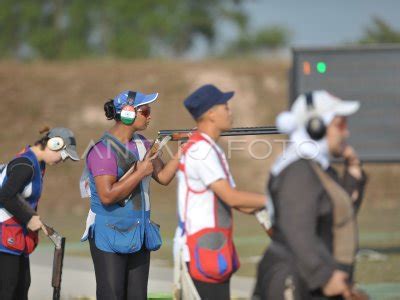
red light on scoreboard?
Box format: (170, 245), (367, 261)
(303, 61), (311, 75)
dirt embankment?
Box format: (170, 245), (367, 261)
(0, 59), (397, 222)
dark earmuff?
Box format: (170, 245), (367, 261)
(104, 99), (117, 120)
(305, 92), (326, 141)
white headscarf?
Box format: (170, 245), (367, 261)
(271, 90), (360, 176)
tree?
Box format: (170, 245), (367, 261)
(358, 17), (400, 44)
(0, 0), (247, 59)
(224, 25), (290, 56)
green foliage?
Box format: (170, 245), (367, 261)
(359, 17), (400, 44)
(0, 0), (247, 59)
(254, 26), (290, 49)
(224, 25), (290, 56)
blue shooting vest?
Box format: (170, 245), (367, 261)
(81, 132), (161, 254)
(0, 147), (45, 255)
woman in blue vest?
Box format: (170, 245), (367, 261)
(81, 90), (180, 300)
(0, 127), (79, 300)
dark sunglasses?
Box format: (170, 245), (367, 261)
(137, 106), (151, 118)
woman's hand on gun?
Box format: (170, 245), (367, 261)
(137, 152), (158, 177)
(343, 145), (362, 180)
(343, 145), (360, 166)
(27, 215), (49, 236)
(323, 270), (352, 299)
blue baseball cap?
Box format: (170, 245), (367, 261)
(114, 90), (158, 113)
(184, 84), (234, 120)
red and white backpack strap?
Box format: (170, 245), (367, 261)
(178, 133), (210, 235)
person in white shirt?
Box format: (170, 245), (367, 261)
(173, 84), (267, 300)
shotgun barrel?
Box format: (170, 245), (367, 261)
(44, 224), (65, 300)
(158, 126), (281, 141)
(52, 237), (65, 300)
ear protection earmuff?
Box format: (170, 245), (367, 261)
(47, 136), (65, 151)
(119, 91), (137, 125)
(305, 92), (326, 141)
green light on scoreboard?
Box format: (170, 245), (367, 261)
(316, 61), (327, 74)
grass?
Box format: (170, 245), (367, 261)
(41, 194), (400, 284)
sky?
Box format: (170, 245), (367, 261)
(242, 0), (400, 47)
(188, 0), (400, 57)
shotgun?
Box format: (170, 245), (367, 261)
(44, 224), (66, 300)
(117, 135), (172, 207)
(158, 126), (281, 141)
(118, 135), (172, 182)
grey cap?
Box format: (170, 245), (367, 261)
(48, 127), (80, 161)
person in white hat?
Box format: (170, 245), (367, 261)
(253, 90), (368, 300)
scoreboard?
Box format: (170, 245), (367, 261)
(290, 45), (400, 162)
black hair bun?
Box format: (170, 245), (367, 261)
(104, 99), (116, 120)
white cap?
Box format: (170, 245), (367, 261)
(276, 90), (360, 134)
